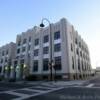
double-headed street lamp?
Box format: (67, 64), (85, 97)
(40, 18), (54, 81)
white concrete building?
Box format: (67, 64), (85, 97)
(12, 18), (91, 80)
(95, 67), (100, 75)
(0, 42), (16, 79)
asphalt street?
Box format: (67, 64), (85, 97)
(26, 87), (100, 100)
(0, 76), (100, 100)
(25, 76), (100, 100)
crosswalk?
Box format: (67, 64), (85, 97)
(0, 81), (97, 100)
(1, 83), (64, 100)
(73, 83), (96, 88)
(85, 84), (94, 87)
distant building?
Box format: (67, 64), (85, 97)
(95, 67), (100, 75)
(0, 42), (16, 79)
(0, 18), (92, 80)
(91, 69), (96, 76)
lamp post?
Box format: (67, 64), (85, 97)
(23, 63), (29, 79)
(23, 64), (26, 79)
(52, 62), (56, 82)
(40, 18), (53, 81)
(16, 65), (19, 79)
(5, 66), (8, 79)
(10, 66), (13, 78)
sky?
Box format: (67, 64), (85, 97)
(0, 0), (100, 68)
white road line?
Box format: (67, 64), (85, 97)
(41, 83), (57, 87)
(5, 91), (29, 97)
(13, 87), (64, 100)
(86, 84), (94, 87)
(35, 86), (55, 89)
(22, 88), (45, 93)
(0, 84), (64, 100)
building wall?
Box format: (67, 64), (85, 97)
(0, 42), (16, 78)
(0, 18), (92, 80)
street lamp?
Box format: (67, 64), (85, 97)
(40, 18), (53, 81)
(5, 66), (8, 71)
(10, 66), (13, 70)
(23, 64), (29, 79)
(16, 65), (19, 79)
(24, 64), (27, 68)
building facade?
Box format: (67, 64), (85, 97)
(0, 18), (92, 80)
(0, 42), (16, 79)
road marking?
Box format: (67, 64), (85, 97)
(86, 84), (94, 87)
(0, 83), (64, 100)
(5, 91), (29, 97)
(13, 87), (64, 100)
(22, 88), (45, 93)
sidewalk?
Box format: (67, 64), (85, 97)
(39, 80), (86, 87)
(0, 78), (93, 87)
(9, 80), (85, 87)
(14, 80), (87, 86)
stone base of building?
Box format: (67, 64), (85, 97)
(27, 73), (91, 81)
(0, 72), (91, 81)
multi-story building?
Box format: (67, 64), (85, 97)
(12, 18), (91, 80)
(0, 42), (16, 79)
(13, 28), (36, 79)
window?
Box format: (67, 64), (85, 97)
(72, 57), (74, 69)
(33, 60), (38, 72)
(18, 41), (21, 46)
(0, 59), (3, 63)
(79, 42), (81, 48)
(23, 38), (27, 44)
(76, 48), (79, 55)
(28, 45), (31, 50)
(71, 43), (73, 51)
(44, 35), (49, 43)
(34, 38), (39, 46)
(75, 38), (78, 44)
(83, 46), (85, 52)
(54, 31), (60, 40)
(54, 43), (61, 52)
(43, 58), (49, 71)
(17, 49), (20, 54)
(83, 53), (85, 59)
(14, 61), (18, 66)
(80, 51), (82, 57)
(34, 49), (39, 56)
(43, 47), (49, 54)
(78, 59), (80, 70)
(54, 56), (62, 70)
(81, 61), (84, 70)
(84, 62), (86, 70)
(6, 50), (8, 55)
(22, 47), (26, 52)
(20, 59), (24, 64)
(5, 57), (7, 62)
(29, 37), (31, 42)
(2, 51), (4, 56)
